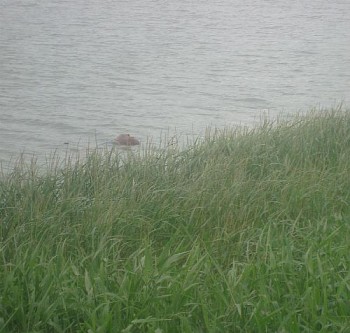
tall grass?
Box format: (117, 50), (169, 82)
(1, 108), (350, 332)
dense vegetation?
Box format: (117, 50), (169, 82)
(1, 108), (350, 332)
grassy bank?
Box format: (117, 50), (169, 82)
(1, 108), (350, 332)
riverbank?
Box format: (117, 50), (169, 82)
(1, 108), (350, 332)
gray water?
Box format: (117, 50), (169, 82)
(1, 0), (350, 164)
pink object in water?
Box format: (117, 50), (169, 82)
(115, 134), (140, 146)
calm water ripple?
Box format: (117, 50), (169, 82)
(1, 0), (350, 164)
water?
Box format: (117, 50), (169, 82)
(1, 0), (350, 164)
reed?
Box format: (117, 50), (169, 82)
(1, 108), (350, 332)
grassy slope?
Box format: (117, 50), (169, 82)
(1, 109), (350, 332)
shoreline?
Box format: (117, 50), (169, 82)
(1, 107), (350, 332)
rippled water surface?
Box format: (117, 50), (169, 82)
(1, 0), (350, 163)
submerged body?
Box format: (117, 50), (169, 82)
(115, 134), (140, 146)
